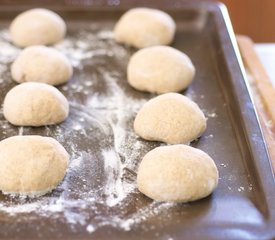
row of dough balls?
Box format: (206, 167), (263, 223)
(7, 8), (73, 126)
(0, 9), (72, 197)
(134, 93), (218, 203)
(114, 8), (195, 94)
(114, 9), (219, 203)
(0, 8), (219, 203)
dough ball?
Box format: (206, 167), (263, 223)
(137, 145), (219, 202)
(127, 46), (195, 93)
(0, 135), (69, 197)
(11, 45), (73, 85)
(114, 8), (176, 48)
(3, 82), (69, 126)
(134, 93), (206, 144)
(10, 8), (66, 47)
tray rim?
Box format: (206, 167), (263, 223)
(211, 3), (275, 233)
(0, 0), (274, 237)
(216, 1), (275, 215)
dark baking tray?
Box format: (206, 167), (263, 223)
(0, 1), (275, 239)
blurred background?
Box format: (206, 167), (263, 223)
(209, 0), (275, 42)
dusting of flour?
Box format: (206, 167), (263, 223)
(0, 24), (175, 237)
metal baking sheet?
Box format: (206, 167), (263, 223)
(0, 1), (274, 239)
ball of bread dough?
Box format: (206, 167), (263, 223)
(137, 145), (219, 202)
(11, 45), (73, 85)
(3, 82), (69, 126)
(114, 8), (176, 48)
(127, 46), (195, 93)
(10, 8), (66, 47)
(0, 135), (69, 197)
(134, 93), (206, 144)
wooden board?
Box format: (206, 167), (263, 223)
(237, 35), (275, 173)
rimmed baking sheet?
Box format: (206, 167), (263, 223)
(0, 1), (274, 239)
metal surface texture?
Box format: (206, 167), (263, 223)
(0, 1), (274, 239)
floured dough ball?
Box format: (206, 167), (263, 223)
(0, 135), (69, 197)
(127, 46), (195, 93)
(11, 45), (73, 85)
(134, 93), (206, 144)
(114, 8), (176, 48)
(10, 8), (66, 47)
(3, 82), (69, 126)
(137, 145), (219, 202)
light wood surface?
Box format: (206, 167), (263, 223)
(237, 35), (275, 173)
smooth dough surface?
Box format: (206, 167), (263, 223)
(137, 145), (219, 202)
(0, 135), (69, 197)
(3, 82), (69, 126)
(134, 93), (206, 144)
(127, 46), (195, 93)
(10, 8), (66, 47)
(11, 45), (73, 85)
(114, 8), (176, 48)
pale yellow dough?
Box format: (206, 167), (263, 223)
(10, 8), (66, 47)
(134, 93), (206, 144)
(137, 145), (219, 202)
(3, 82), (69, 126)
(114, 8), (176, 48)
(127, 46), (195, 94)
(11, 45), (73, 86)
(0, 135), (69, 197)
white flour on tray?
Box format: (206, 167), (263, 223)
(0, 25), (177, 235)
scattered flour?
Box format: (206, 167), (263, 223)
(0, 19), (255, 238)
(102, 148), (125, 207)
(86, 224), (96, 233)
(0, 25), (175, 236)
(220, 163), (227, 168)
(238, 186), (245, 192)
(205, 109), (217, 118)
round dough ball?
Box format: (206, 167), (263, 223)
(3, 82), (69, 126)
(10, 8), (66, 47)
(134, 93), (206, 144)
(0, 135), (69, 197)
(114, 8), (176, 48)
(127, 46), (195, 93)
(137, 145), (219, 202)
(11, 45), (73, 85)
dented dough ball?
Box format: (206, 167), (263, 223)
(134, 93), (206, 144)
(127, 46), (195, 93)
(114, 8), (176, 48)
(10, 8), (66, 47)
(3, 82), (69, 126)
(11, 45), (73, 85)
(0, 135), (69, 197)
(137, 145), (219, 202)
